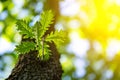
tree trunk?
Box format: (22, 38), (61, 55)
(6, 0), (63, 80)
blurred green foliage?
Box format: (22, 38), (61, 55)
(1, 0), (120, 80)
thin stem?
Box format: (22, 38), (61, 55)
(42, 37), (45, 60)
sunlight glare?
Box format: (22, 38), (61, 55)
(68, 20), (81, 29)
(108, 0), (120, 5)
(74, 68), (86, 78)
(111, 15), (119, 24)
(106, 39), (120, 59)
(18, 9), (29, 19)
(115, 0), (120, 5)
(11, 0), (24, 15)
(104, 70), (113, 79)
(60, 0), (80, 16)
(93, 60), (104, 71)
(67, 32), (90, 58)
(93, 41), (103, 53)
(0, 38), (15, 55)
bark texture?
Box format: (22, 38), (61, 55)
(6, 0), (63, 80)
(6, 43), (63, 80)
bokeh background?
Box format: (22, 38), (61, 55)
(1, 0), (120, 80)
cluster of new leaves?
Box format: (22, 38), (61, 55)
(15, 10), (64, 60)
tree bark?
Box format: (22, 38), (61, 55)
(6, 0), (63, 80)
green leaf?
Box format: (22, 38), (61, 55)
(15, 41), (36, 54)
(33, 22), (41, 49)
(32, 10), (54, 60)
(33, 10), (54, 50)
(37, 43), (51, 60)
(15, 10), (63, 61)
(32, 10), (54, 41)
(16, 20), (34, 38)
(39, 10), (54, 37)
(46, 30), (65, 44)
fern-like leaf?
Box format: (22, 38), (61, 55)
(39, 10), (54, 37)
(33, 10), (54, 49)
(15, 41), (35, 54)
(33, 22), (41, 49)
(16, 20), (34, 38)
(46, 30), (65, 44)
(32, 10), (54, 60)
